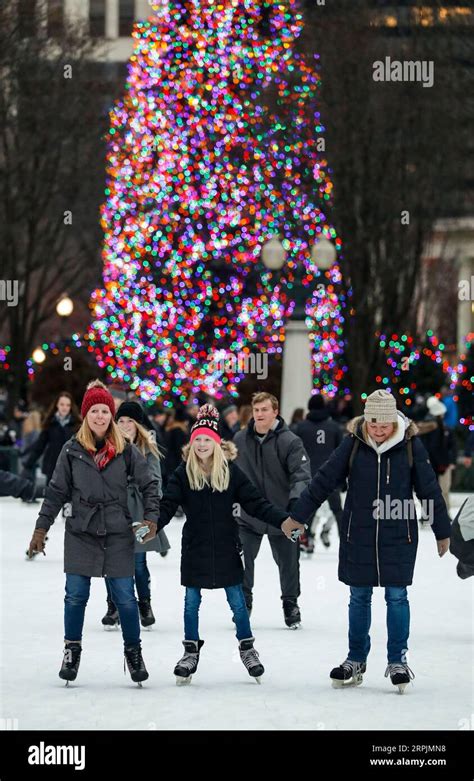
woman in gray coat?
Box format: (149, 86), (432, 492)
(27, 381), (160, 686)
(101, 401), (170, 629)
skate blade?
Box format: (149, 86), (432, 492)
(331, 675), (363, 688)
(175, 675), (192, 686)
(397, 682), (408, 694)
(287, 623), (301, 630)
(103, 624), (120, 631)
(136, 681), (143, 688)
(254, 676), (262, 684)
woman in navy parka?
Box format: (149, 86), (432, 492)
(290, 390), (451, 693)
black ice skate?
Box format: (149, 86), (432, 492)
(283, 598), (301, 629)
(238, 637), (264, 683)
(138, 598), (155, 628)
(124, 643), (149, 686)
(174, 640), (204, 685)
(385, 662), (415, 694)
(101, 599), (120, 629)
(330, 658), (366, 688)
(320, 529), (331, 548)
(59, 641), (82, 686)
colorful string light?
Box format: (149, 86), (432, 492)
(86, 1), (345, 401)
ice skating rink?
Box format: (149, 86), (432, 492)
(1, 495), (472, 731)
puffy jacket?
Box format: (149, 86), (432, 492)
(291, 414), (451, 587)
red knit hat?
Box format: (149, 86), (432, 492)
(81, 383), (115, 419)
(190, 404), (221, 445)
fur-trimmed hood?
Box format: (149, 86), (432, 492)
(181, 439), (238, 463)
(346, 412), (419, 441)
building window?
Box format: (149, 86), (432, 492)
(47, 0), (64, 37)
(18, 0), (36, 38)
(90, 0), (106, 38)
(119, 0), (135, 37)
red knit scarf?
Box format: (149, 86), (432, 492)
(89, 440), (116, 470)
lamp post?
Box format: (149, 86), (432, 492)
(56, 295), (74, 343)
(261, 237), (336, 422)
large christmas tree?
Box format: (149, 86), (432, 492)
(87, 0), (345, 402)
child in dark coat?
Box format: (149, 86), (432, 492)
(156, 404), (298, 684)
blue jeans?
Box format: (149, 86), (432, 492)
(184, 584), (252, 642)
(65, 574), (140, 647)
(105, 552), (151, 602)
(348, 586), (410, 664)
(134, 552), (150, 601)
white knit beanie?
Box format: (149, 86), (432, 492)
(364, 389), (398, 423)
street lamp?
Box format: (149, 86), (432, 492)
(56, 295), (74, 342)
(261, 237), (287, 271)
(261, 235), (337, 421)
(56, 296), (74, 318)
(311, 237), (337, 271)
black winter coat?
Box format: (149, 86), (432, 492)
(294, 410), (344, 476)
(157, 442), (288, 588)
(291, 416), (451, 587)
(35, 437), (160, 578)
(23, 416), (80, 481)
(419, 417), (457, 474)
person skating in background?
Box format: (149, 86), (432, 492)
(289, 408), (305, 433)
(439, 385), (459, 431)
(289, 389), (451, 693)
(149, 404), (171, 452)
(155, 404), (299, 684)
(419, 396), (457, 511)
(8, 399), (29, 449)
(162, 405), (190, 491)
(238, 405), (252, 430)
(20, 408), (42, 490)
(449, 496), (474, 580)
(233, 392), (311, 629)
(463, 429), (474, 469)
(294, 394), (345, 551)
(0, 412), (16, 471)
(21, 392), (81, 486)
(218, 402), (241, 441)
(27, 380), (160, 687)
(101, 400), (170, 630)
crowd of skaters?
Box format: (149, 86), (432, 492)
(0, 381), (473, 691)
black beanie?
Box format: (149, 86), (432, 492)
(116, 401), (151, 429)
(308, 394), (326, 411)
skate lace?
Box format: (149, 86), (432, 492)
(240, 647), (260, 671)
(341, 659), (364, 675)
(125, 646), (143, 671)
(178, 651), (199, 671)
(384, 663), (415, 680)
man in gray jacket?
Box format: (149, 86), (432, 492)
(233, 392), (311, 628)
